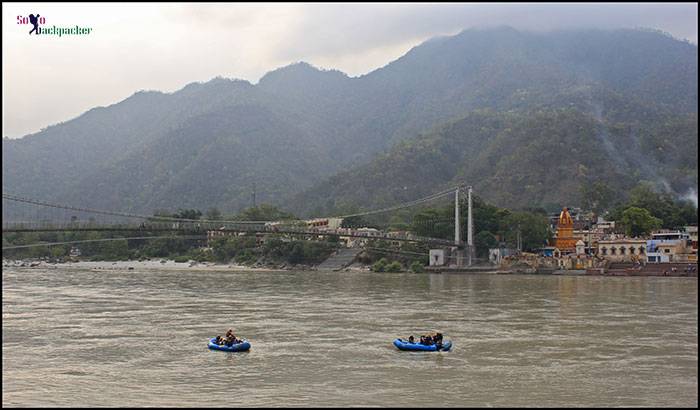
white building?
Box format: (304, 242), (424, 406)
(306, 218), (343, 231)
(646, 231), (692, 263)
(598, 238), (648, 262)
(489, 248), (518, 265)
(429, 249), (449, 266)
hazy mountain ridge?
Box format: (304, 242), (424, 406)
(288, 109), (697, 217)
(3, 27), (697, 217)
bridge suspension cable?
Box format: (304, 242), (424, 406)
(1, 193), (271, 225)
(330, 186), (462, 219)
(1, 235), (206, 250)
(4, 185), (465, 225)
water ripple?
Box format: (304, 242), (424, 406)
(2, 268), (697, 407)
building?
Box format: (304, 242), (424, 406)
(568, 217), (617, 254)
(489, 247), (519, 265)
(685, 225), (698, 250)
(207, 228), (268, 246)
(554, 208), (577, 253)
(306, 218), (343, 231)
(646, 230), (695, 263)
(429, 249), (449, 266)
(207, 227), (235, 243)
(594, 217), (616, 232)
(343, 227), (382, 248)
(597, 237), (648, 263)
(539, 246), (557, 257)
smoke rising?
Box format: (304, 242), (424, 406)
(681, 187), (698, 208)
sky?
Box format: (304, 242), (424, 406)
(3, 2), (698, 139)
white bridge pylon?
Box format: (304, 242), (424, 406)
(453, 185), (474, 266)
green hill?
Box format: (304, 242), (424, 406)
(3, 27), (697, 218)
(288, 108), (697, 217)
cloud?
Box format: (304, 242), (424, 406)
(271, 3), (698, 63)
(2, 3), (697, 139)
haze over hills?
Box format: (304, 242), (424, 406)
(288, 109), (698, 217)
(2, 27), (697, 218)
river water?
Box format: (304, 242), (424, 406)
(2, 268), (697, 407)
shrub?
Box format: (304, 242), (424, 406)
(385, 261), (403, 273)
(410, 261), (425, 273)
(372, 258), (388, 272)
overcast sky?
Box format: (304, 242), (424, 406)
(3, 2), (697, 139)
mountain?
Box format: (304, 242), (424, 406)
(3, 27), (697, 218)
(287, 108), (698, 217)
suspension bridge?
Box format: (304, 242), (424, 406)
(2, 185), (476, 265)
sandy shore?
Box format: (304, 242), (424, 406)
(2, 259), (281, 272)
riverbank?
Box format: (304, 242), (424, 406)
(2, 258), (283, 272)
(1, 258), (374, 273)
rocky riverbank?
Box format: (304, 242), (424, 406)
(3, 258), (289, 272)
(2, 258), (373, 273)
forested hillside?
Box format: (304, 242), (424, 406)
(287, 109), (697, 217)
(3, 27), (697, 217)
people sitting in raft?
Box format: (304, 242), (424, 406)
(224, 329), (240, 346)
(417, 332), (444, 346)
(433, 332), (443, 349)
(405, 333), (444, 345)
(214, 335), (224, 345)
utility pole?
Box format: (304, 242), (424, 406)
(252, 182), (257, 208)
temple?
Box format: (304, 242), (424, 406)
(554, 207), (577, 253)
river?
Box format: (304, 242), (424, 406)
(2, 268), (697, 407)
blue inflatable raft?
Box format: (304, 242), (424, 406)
(393, 338), (452, 352)
(208, 338), (251, 352)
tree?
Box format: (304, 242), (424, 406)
(411, 208), (452, 239)
(372, 258), (388, 272)
(388, 214), (410, 231)
(607, 182), (698, 229)
(580, 180), (616, 214)
(174, 209), (202, 220)
(620, 207), (662, 237)
(410, 261), (425, 273)
(288, 242), (305, 264)
(502, 211), (551, 251)
(50, 245), (68, 259)
(205, 207), (222, 220)
(342, 215), (380, 229)
(236, 204), (296, 221)
(385, 261), (403, 272)
(475, 231), (498, 257)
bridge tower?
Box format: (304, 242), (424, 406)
(454, 187), (463, 266)
(453, 185), (474, 267)
(454, 188), (460, 246)
(467, 185), (474, 266)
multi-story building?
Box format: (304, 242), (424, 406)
(597, 236), (648, 262)
(306, 218), (343, 231)
(646, 230), (693, 263)
(685, 225), (698, 250)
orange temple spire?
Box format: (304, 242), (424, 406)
(554, 207), (577, 252)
